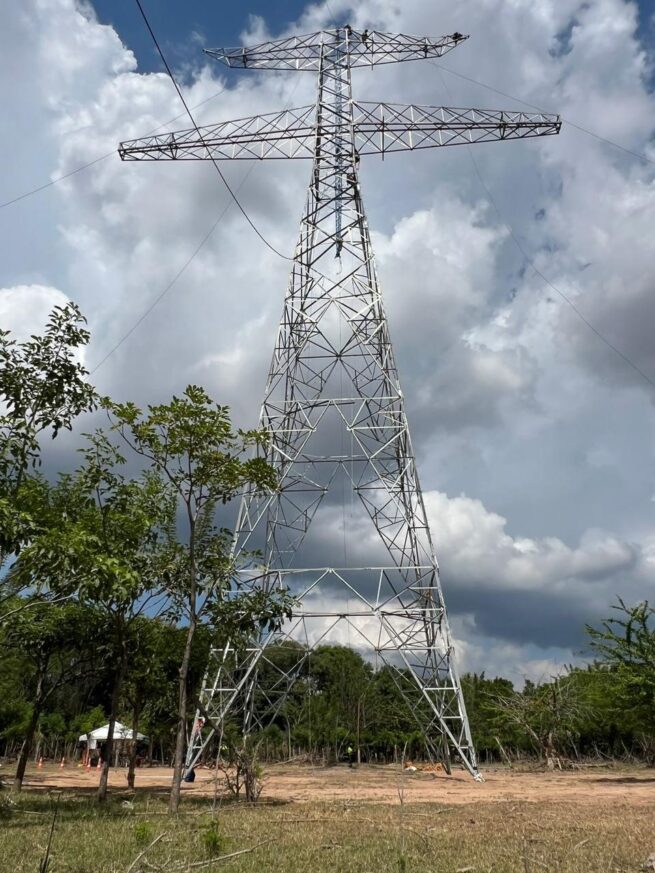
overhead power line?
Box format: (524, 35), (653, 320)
(133, 0), (292, 262)
(90, 163), (265, 375)
(0, 86), (229, 211)
(468, 151), (655, 389)
(0, 155), (113, 210)
(435, 62), (655, 167)
(2, 24), (651, 211)
(90, 202), (230, 375)
(431, 62), (655, 390)
(91, 15), (307, 374)
(9, 10), (652, 388)
(326, 4), (654, 168)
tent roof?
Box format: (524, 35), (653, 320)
(78, 722), (147, 742)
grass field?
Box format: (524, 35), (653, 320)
(1, 764), (654, 872)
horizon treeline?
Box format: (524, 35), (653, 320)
(1, 303), (654, 808)
(1, 614), (654, 772)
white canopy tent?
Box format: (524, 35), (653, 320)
(79, 722), (147, 750)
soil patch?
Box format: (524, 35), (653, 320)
(13, 761), (655, 806)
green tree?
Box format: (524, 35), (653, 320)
(120, 617), (211, 790)
(105, 386), (287, 813)
(491, 674), (588, 768)
(0, 599), (103, 790)
(121, 616), (161, 789)
(0, 302), (95, 572)
(461, 672), (516, 761)
(366, 666), (417, 760)
(11, 433), (174, 800)
(309, 646), (372, 761)
(587, 598), (655, 762)
(135, 622), (214, 769)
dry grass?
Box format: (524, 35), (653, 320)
(1, 789), (654, 873)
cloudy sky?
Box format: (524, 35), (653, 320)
(1, 0), (654, 684)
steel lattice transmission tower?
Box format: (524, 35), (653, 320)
(120, 26), (560, 780)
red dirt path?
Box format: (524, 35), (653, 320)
(10, 762), (655, 806)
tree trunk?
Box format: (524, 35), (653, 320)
(14, 710), (40, 790)
(168, 613), (197, 814)
(544, 731), (559, 771)
(98, 635), (127, 802)
(98, 710), (117, 801)
(356, 699), (361, 765)
(127, 701), (142, 790)
(441, 733), (452, 775)
(13, 701), (42, 790)
(169, 509), (199, 815)
(13, 665), (47, 791)
(494, 735), (513, 768)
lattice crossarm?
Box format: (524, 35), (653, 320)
(118, 104), (561, 162)
(204, 29), (469, 72)
(118, 105), (317, 161)
(352, 103), (562, 155)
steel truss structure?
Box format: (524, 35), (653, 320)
(120, 26), (560, 781)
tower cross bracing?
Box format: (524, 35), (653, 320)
(120, 26), (560, 780)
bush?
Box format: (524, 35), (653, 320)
(133, 820), (154, 846)
(202, 820), (227, 857)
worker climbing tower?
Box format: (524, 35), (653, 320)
(120, 26), (560, 779)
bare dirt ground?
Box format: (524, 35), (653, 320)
(11, 761), (655, 806)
